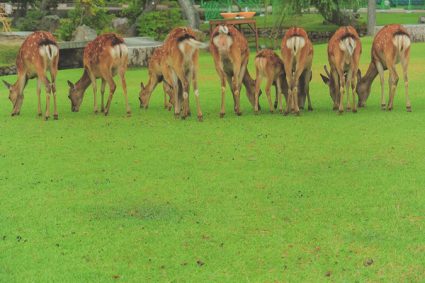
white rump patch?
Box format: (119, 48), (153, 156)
(213, 34), (233, 53)
(339, 37), (356, 56)
(110, 44), (128, 59)
(39, 44), (58, 61)
(393, 34), (411, 53)
(219, 25), (229, 34)
(286, 36), (306, 56)
(255, 57), (268, 76)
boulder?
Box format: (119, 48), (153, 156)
(72, 25), (97, 41)
(112, 17), (129, 35)
(40, 15), (60, 33)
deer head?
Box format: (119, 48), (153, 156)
(2, 80), (18, 105)
(139, 82), (149, 109)
(67, 80), (85, 112)
(356, 70), (371, 107)
(320, 65), (340, 108)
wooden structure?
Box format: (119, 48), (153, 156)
(209, 18), (259, 51)
(0, 5), (11, 32)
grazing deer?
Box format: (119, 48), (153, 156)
(210, 25), (258, 117)
(281, 27), (313, 116)
(67, 33), (130, 116)
(159, 27), (206, 121)
(321, 26), (362, 113)
(356, 24), (411, 111)
(254, 49), (286, 113)
(2, 31), (59, 120)
(139, 45), (174, 110)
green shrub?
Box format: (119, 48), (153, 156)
(16, 10), (46, 31)
(57, 0), (113, 41)
(137, 8), (186, 40)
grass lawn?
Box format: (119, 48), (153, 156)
(1, 37), (425, 281)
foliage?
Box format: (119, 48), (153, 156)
(56, 0), (113, 40)
(15, 9), (46, 31)
(1, 38), (425, 282)
(137, 8), (185, 40)
(121, 0), (145, 25)
(0, 44), (18, 67)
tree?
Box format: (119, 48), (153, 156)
(311, 0), (360, 26)
(177, 0), (200, 29)
(367, 0), (376, 35)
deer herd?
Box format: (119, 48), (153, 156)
(1, 24), (412, 121)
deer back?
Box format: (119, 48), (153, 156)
(210, 25), (249, 63)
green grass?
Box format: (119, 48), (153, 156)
(1, 37), (425, 282)
(0, 44), (18, 67)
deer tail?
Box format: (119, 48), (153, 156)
(339, 37), (356, 56)
(186, 38), (209, 50)
(286, 36), (306, 56)
(40, 44), (58, 61)
(393, 34), (411, 54)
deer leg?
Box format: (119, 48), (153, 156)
(50, 69), (58, 120)
(104, 75), (117, 116)
(36, 78), (42, 117)
(100, 79), (106, 112)
(345, 70), (352, 111)
(305, 70), (313, 111)
(254, 72), (262, 114)
(401, 55), (411, 112)
(284, 75), (292, 116)
(351, 72), (357, 113)
(119, 68), (131, 116)
(39, 73), (52, 120)
(173, 67), (190, 119)
(376, 62), (386, 110)
(337, 69), (346, 114)
(387, 67), (399, 111)
(192, 66), (202, 121)
(265, 79), (274, 113)
(90, 75), (98, 114)
(163, 83), (174, 111)
(232, 60), (244, 116)
(276, 78), (284, 113)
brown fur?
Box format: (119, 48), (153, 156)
(356, 24), (411, 111)
(281, 27), (314, 115)
(210, 25), (258, 117)
(2, 31), (59, 120)
(160, 27), (204, 121)
(254, 49), (286, 113)
(67, 33), (130, 116)
(321, 26), (362, 113)
(139, 46), (174, 110)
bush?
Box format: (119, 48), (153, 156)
(137, 8), (185, 40)
(16, 10), (46, 31)
(57, 0), (113, 41)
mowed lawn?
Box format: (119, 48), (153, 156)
(1, 37), (425, 282)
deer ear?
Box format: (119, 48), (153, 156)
(357, 69), (362, 81)
(140, 82), (145, 89)
(320, 74), (330, 85)
(67, 80), (74, 88)
(2, 80), (11, 89)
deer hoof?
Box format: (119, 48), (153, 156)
(236, 112), (242, 116)
(219, 112), (225, 118)
(54, 114), (59, 120)
(352, 109), (357, 113)
(174, 113), (180, 119)
(308, 107), (313, 112)
(254, 110), (259, 115)
(38, 113), (42, 117)
(346, 107), (351, 112)
(333, 106), (338, 111)
(45, 116), (50, 121)
(338, 110), (344, 115)
(126, 111), (132, 117)
(387, 107), (393, 111)
(104, 111), (109, 116)
(283, 111), (289, 116)
(381, 104), (386, 110)
(198, 115), (203, 122)
(94, 110), (98, 114)
(406, 106), (412, 112)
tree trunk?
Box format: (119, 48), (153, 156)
(367, 0), (376, 36)
(177, 0), (200, 29)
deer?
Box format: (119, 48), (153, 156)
(356, 24), (411, 112)
(2, 31), (59, 120)
(157, 27), (207, 121)
(139, 45), (174, 110)
(254, 49), (286, 114)
(210, 25), (259, 117)
(320, 26), (362, 113)
(281, 27), (313, 116)
(67, 33), (131, 116)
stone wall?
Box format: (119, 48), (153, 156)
(375, 24), (425, 42)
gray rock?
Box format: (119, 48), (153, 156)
(419, 16), (425, 24)
(112, 17), (129, 35)
(72, 25), (97, 41)
(40, 15), (60, 33)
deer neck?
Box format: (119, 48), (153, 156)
(361, 62), (379, 87)
(75, 69), (92, 94)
